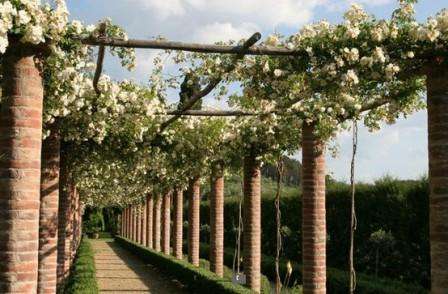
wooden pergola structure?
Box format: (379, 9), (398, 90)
(0, 28), (446, 294)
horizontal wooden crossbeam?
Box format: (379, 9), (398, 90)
(163, 109), (263, 116)
(81, 36), (299, 56)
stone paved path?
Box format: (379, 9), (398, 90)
(91, 239), (186, 294)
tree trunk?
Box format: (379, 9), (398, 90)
(0, 42), (44, 293)
(38, 129), (60, 293)
(301, 123), (326, 294)
(153, 196), (162, 252)
(210, 166), (225, 277)
(173, 189), (184, 259)
(146, 194), (153, 248)
(188, 177), (201, 266)
(427, 66), (448, 293)
(243, 153), (262, 292)
(162, 192), (171, 255)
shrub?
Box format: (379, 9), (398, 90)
(63, 238), (99, 294)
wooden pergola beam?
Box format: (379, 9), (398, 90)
(157, 33), (262, 132)
(81, 36), (300, 56)
(163, 109), (263, 116)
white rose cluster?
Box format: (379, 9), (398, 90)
(0, 0), (68, 53)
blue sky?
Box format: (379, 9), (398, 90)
(66, 0), (444, 182)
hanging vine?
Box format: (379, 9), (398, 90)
(349, 120), (359, 294)
(275, 156), (284, 294)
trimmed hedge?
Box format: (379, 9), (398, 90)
(115, 236), (257, 294)
(197, 242), (426, 294)
(63, 238), (99, 294)
(199, 177), (430, 287)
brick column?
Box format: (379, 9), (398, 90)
(141, 201), (147, 245)
(121, 211), (124, 236)
(132, 206), (137, 242)
(153, 196), (162, 252)
(243, 153), (261, 292)
(210, 166), (224, 277)
(71, 187), (80, 259)
(173, 189), (183, 259)
(127, 207), (131, 239)
(56, 149), (73, 286)
(38, 129), (60, 293)
(302, 123), (326, 294)
(0, 42), (43, 293)
(146, 194), (153, 248)
(162, 192), (171, 255)
(136, 205), (141, 244)
(188, 177), (201, 266)
(427, 66), (448, 293)
(123, 208), (127, 238)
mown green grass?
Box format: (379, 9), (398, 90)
(62, 238), (99, 294)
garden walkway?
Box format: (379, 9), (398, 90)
(91, 239), (186, 294)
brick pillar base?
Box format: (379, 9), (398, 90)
(302, 124), (326, 294)
(146, 195), (154, 248)
(210, 167), (224, 277)
(0, 42), (43, 293)
(173, 189), (183, 259)
(427, 66), (448, 293)
(243, 154), (261, 292)
(38, 129), (60, 293)
(188, 177), (201, 266)
(162, 192), (171, 255)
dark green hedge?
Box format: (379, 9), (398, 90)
(62, 238), (99, 294)
(197, 242), (425, 294)
(115, 236), (257, 294)
(199, 177), (430, 287)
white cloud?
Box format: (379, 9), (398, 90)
(193, 22), (260, 43)
(126, 0), (325, 28)
(127, 0), (185, 18)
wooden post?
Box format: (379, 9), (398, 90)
(173, 189), (184, 259)
(210, 165), (225, 277)
(188, 177), (201, 266)
(427, 65), (448, 293)
(301, 123), (326, 294)
(243, 153), (262, 292)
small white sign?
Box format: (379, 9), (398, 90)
(232, 273), (246, 285)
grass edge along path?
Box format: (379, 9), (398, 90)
(62, 237), (99, 294)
